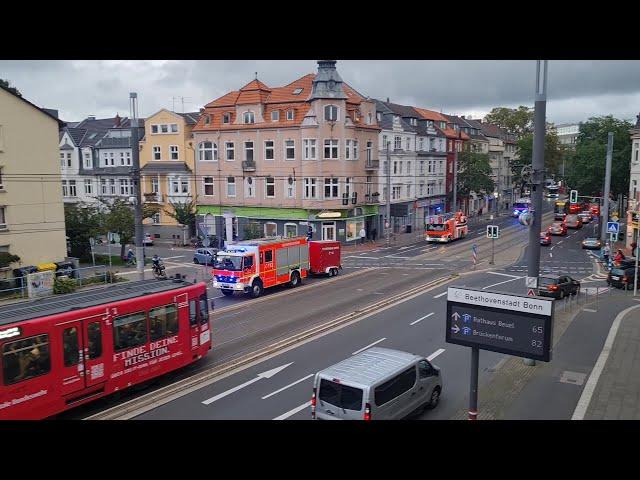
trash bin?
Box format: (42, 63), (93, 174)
(55, 261), (75, 278)
(13, 266), (37, 289)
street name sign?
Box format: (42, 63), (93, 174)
(607, 222), (619, 234)
(446, 286), (554, 362)
(486, 225), (499, 239)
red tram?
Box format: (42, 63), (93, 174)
(0, 278), (212, 420)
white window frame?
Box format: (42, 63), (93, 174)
(0, 206), (6, 230)
(324, 139), (339, 160)
(286, 109), (294, 121)
(161, 124), (169, 134)
(151, 125), (159, 134)
(120, 151), (125, 166)
(303, 139), (317, 160)
(394, 136), (402, 150)
(324, 104), (338, 122)
(245, 177), (255, 198)
(243, 111), (255, 124)
(203, 176), (215, 196)
(264, 222), (277, 237)
(109, 178), (116, 195)
(170, 145), (179, 160)
(61, 180), (68, 197)
(345, 140), (352, 160)
(151, 177), (159, 193)
(84, 179), (93, 195)
(223, 113), (231, 124)
(264, 140), (274, 161)
(225, 142), (235, 161)
(120, 178), (130, 196)
(198, 142), (217, 161)
(324, 178), (339, 199)
(344, 177), (352, 197)
(265, 177), (275, 198)
(285, 178), (296, 199)
(100, 179), (107, 195)
(353, 140), (359, 160)
(68, 180), (76, 197)
(152, 213), (161, 224)
(244, 141), (254, 162)
(180, 178), (189, 194)
(84, 152), (92, 168)
(126, 151), (131, 166)
(366, 141), (372, 163)
(285, 140), (295, 160)
(153, 146), (161, 161)
(170, 124), (178, 133)
(304, 178), (318, 199)
(226, 176), (236, 197)
(271, 110), (280, 122)
(284, 222), (298, 238)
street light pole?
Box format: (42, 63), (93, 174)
(600, 132), (614, 244)
(130, 92), (144, 281)
(386, 141), (391, 247)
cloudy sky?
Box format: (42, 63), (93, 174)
(1, 60), (639, 125)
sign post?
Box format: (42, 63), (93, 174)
(446, 286), (554, 420)
(472, 244), (478, 269)
(89, 237), (96, 268)
(486, 225), (499, 265)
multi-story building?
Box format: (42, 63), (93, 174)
(0, 84), (67, 275)
(139, 109), (200, 241)
(192, 60), (380, 245)
(477, 121), (508, 211)
(556, 122), (580, 148)
(501, 129), (518, 204)
(626, 114), (640, 250)
(454, 116), (490, 213)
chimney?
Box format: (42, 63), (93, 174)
(461, 115), (465, 119)
(87, 115), (96, 121)
(114, 113), (121, 127)
(386, 97), (390, 103)
(200, 108), (205, 113)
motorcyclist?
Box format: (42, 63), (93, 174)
(152, 254), (163, 274)
(126, 248), (135, 265)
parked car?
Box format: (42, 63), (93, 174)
(581, 237), (602, 249)
(540, 232), (552, 246)
(193, 247), (218, 266)
(143, 233), (154, 246)
(548, 222), (567, 236)
(607, 266), (638, 290)
(564, 214), (583, 229)
(578, 211), (592, 224)
(312, 347), (442, 420)
(538, 275), (581, 299)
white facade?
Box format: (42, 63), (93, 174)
(626, 120), (640, 249)
(58, 131), (96, 204)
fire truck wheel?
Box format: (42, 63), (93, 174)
(331, 268), (339, 277)
(290, 271), (301, 287)
(221, 289), (234, 296)
(249, 280), (263, 298)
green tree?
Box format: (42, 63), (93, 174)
(64, 203), (102, 261)
(484, 106), (534, 138)
(457, 151), (495, 212)
(0, 78), (22, 97)
(101, 199), (160, 258)
(565, 116), (633, 198)
(164, 200), (196, 237)
(512, 126), (566, 193)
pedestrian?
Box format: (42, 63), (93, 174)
(359, 226), (366, 245)
(631, 242), (638, 258)
(603, 243), (610, 266)
(614, 249), (625, 266)
(371, 227), (377, 242)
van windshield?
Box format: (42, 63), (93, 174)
(426, 224), (446, 231)
(318, 379), (363, 411)
(214, 255), (242, 271)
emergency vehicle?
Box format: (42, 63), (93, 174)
(212, 237), (342, 298)
(512, 198), (531, 217)
(425, 211), (468, 243)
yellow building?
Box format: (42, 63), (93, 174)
(139, 109), (199, 243)
(0, 85), (67, 279)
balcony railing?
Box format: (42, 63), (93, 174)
(144, 192), (164, 203)
(242, 160), (256, 172)
(365, 159), (380, 170)
(365, 193), (380, 204)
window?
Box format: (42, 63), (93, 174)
(189, 300), (198, 327)
(120, 152), (125, 166)
(377, 112), (382, 122)
(264, 223), (277, 237)
(61, 180), (68, 197)
(324, 105), (338, 122)
(293, 88), (303, 95)
(284, 223), (297, 237)
(151, 177), (159, 193)
(382, 135), (387, 148)
(265, 177), (275, 198)
(399, 162), (403, 175)
(113, 312), (147, 351)
(84, 179), (93, 195)
(407, 161), (411, 174)
(318, 379), (363, 411)
(393, 161), (398, 175)
(199, 142), (217, 161)
(285, 178), (295, 198)
(374, 366), (417, 406)
(170, 124), (178, 133)
(152, 213), (161, 224)
(181, 178), (189, 194)
(345, 140), (352, 160)
(303, 139), (317, 160)
(203, 177), (214, 196)
(367, 113), (372, 125)
(100, 179), (107, 195)
(394, 136), (402, 150)
(68, 180), (76, 197)
(161, 124), (168, 133)
(119, 179), (130, 196)
(271, 110), (280, 121)
(353, 140), (359, 160)
(430, 138), (435, 150)
(265, 140), (274, 160)
(227, 177), (236, 197)
(285, 140), (295, 160)
(87, 322), (102, 360)
(109, 153), (115, 166)
(110, 179), (116, 195)
(152, 125), (159, 134)
(286, 109), (294, 121)
(304, 178), (318, 199)
(63, 327), (79, 367)
(406, 137), (410, 150)
(223, 113), (231, 124)
(366, 141), (372, 163)
(392, 185), (401, 200)
(84, 152), (92, 168)
(199, 294), (209, 326)
(406, 183), (411, 197)
(344, 177), (352, 197)
(324, 178), (339, 198)
(153, 146), (161, 160)
(243, 111), (255, 124)
(225, 142), (235, 161)
(170, 145), (179, 160)
(204, 115), (211, 125)
(420, 161), (424, 174)
(440, 121), (446, 129)
(2, 334), (50, 385)
(244, 141), (254, 162)
(126, 151), (131, 166)
(245, 177), (255, 197)
(419, 182), (425, 196)
(324, 139), (338, 159)
(149, 304), (179, 342)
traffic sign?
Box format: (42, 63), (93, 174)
(525, 276), (538, 289)
(446, 287), (554, 362)
(570, 190), (578, 203)
(527, 289), (536, 297)
(486, 225), (499, 239)
(607, 222), (619, 234)
(89, 237), (95, 247)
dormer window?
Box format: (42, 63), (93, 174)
(204, 115), (211, 125)
(271, 110), (280, 121)
(440, 121), (446, 129)
(243, 111), (255, 124)
(324, 105), (338, 122)
(286, 109), (294, 121)
(411, 118), (417, 126)
(223, 113), (231, 124)
(393, 116), (400, 125)
(376, 112), (382, 122)
(368, 113), (372, 125)
(292, 88), (303, 95)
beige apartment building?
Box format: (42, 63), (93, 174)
(0, 85), (67, 278)
(139, 109), (199, 241)
(193, 60), (380, 245)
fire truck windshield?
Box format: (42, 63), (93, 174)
(426, 224), (447, 231)
(214, 255), (243, 271)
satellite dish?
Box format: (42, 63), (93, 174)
(519, 212), (533, 227)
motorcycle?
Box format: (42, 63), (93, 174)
(152, 262), (167, 279)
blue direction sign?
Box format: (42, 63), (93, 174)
(607, 222), (619, 234)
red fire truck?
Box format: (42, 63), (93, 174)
(425, 211), (468, 243)
(212, 237), (341, 298)
(0, 278), (211, 420)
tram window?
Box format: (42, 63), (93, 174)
(113, 312), (148, 351)
(199, 294), (209, 326)
(189, 300), (198, 327)
(149, 304), (179, 341)
(87, 322), (102, 359)
(2, 334), (50, 385)
(63, 327), (80, 367)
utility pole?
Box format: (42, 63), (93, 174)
(386, 141), (391, 247)
(600, 132), (614, 244)
(453, 136), (458, 212)
(130, 92), (144, 281)
(525, 60), (549, 367)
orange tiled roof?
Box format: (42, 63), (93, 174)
(206, 91), (240, 108)
(239, 79), (272, 92)
(413, 107), (449, 123)
(268, 74), (315, 103)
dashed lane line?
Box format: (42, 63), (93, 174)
(433, 292), (448, 299)
(273, 401), (311, 420)
(262, 374), (314, 400)
(427, 348), (446, 361)
(352, 338), (387, 356)
(410, 312), (434, 325)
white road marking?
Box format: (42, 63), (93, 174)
(427, 348), (445, 361)
(352, 337), (386, 355)
(433, 292), (447, 299)
(262, 374), (314, 400)
(273, 401), (311, 420)
(164, 255), (185, 260)
(487, 271), (522, 278)
(572, 304), (640, 420)
(385, 255), (410, 259)
(344, 256), (380, 260)
(583, 308), (597, 312)
(410, 312), (434, 325)
(482, 276), (524, 290)
(549, 253), (553, 258)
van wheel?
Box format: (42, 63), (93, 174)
(248, 280), (263, 298)
(221, 289), (234, 297)
(290, 271), (301, 287)
(332, 268), (339, 277)
(427, 387), (441, 409)
(193, 258), (200, 264)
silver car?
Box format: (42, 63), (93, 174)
(312, 347), (442, 420)
(193, 248), (217, 265)
(578, 211), (592, 224)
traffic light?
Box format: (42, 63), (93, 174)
(570, 190), (578, 203)
(486, 225), (499, 239)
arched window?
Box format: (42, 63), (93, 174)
(198, 141), (217, 161)
(324, 104), (338, 122)
(243, 111), (255, 124)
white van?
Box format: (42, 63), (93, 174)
(311, 347), (442, 420)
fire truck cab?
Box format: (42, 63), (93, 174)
(212, 237), (309, 298)
(425, 211), (468, 243)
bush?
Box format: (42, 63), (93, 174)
(0, 253), (20, 268)
(54, 276), (77, 294)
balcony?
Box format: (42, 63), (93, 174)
(242, 160), (256, 172)
(365, 193), (380, 204)
(364, 159), (379, 171)
(144, 192), (164, 203)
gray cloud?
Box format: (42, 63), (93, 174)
(1, 60), (639, 124)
